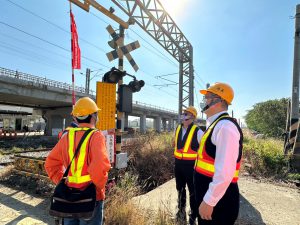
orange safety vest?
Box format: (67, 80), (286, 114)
(174, 124), (198, 160)
(194, 115), (241, 183)
(67, 127), (97, 188)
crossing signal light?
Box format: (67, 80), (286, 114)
(102, 67), (125, 83)
(128, 80), (145, 93)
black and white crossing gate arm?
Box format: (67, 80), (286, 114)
(106, 25), (140, 72)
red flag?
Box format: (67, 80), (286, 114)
(70, 11), (81, 69)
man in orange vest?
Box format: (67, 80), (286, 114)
(174, 106), (204, 225)
(194, 83), (243, 225)
(45, 97), (111, 225)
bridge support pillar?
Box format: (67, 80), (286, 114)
(140, 114), (147, 134)
(44, 108), (72, 136)
(154, 116), (162, 133)
(168, 118), (174, 131)
(162, 118), (167, 132)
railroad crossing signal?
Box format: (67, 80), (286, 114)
(106, 25), (140, 72)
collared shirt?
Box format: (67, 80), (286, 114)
(203, 111), (240, 207)
(181, 126), (204, 143)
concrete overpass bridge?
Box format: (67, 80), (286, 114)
(0, 67), (178, 135)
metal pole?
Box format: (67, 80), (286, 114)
(178, 52), (183, 122)
(85, 68), (90, 94)
(188, 45), (194, 106)
(290, 5), (300, 153)
(116, 25), (124, 154)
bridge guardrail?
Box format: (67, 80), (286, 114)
(0, 67), (177, 114)
(133, 101), (177, 114)
(0, 67), (95, 95)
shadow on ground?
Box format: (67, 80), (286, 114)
(235, 194), (266, 225)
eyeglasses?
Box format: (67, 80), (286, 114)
(205, 94), (219, 99)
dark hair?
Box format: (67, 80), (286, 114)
(75, 115), (92, 123)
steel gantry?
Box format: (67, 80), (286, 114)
(111, 0), (194, 115)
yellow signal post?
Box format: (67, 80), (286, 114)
(96, 82), (116, 130)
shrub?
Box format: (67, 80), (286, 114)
(242, 131), (290, 177)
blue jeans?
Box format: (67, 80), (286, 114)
(64, 201), (104, 225)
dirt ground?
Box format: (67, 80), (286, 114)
(133, 176), (300, 225)
(0, 170), (299, 225)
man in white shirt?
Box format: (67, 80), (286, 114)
(194, 82), (243, 225)
(174, 106), (204, 225)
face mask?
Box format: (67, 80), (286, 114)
(92, 113), (99, 124)
(201, 97), (222, 112)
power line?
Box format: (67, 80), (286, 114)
(5, 0), (107, 53)
(0, 36), (96, 71)
(139, 68), (178, 93)
(0, 21), (111, 69)
(126, 29), (178, 68)
(194, 70), (206, 87)
(0, 43), (69, 70)
(3, 1), (179, 100)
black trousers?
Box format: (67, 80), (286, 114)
(194, 172), (239, 225)
(175, 162), (198, 221)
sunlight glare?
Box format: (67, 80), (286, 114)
(159, 0), (189, 17)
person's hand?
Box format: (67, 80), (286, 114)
(199, 201), (213, 220)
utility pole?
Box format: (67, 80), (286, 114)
(289, 5), (300, 152)
(85, 68), (91, 95)
(288, 4), (300, 171)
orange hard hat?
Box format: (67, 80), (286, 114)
(71, 97), (100, 117)
(200, 82), (234, 104)
(184, 106), (197, 118)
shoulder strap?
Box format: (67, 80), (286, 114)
(63, 128), (94, 178)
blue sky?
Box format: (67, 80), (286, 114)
(0, 0), (299, 124)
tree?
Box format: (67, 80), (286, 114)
(245, 98), (289, 138)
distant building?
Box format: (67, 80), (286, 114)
(0, 105), (45, 131)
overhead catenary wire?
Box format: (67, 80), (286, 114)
(5, 0), (107, 54)
(0, 43), (69, 70)
(1, 0), (182, 101)
(0, 33), (101, 74)
(0, 21), (111, 69)
(8, 0), (179, 81)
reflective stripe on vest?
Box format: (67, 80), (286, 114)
(68, 128), (96, 184)
(174, 125), (198, 160)
(194, 115), (240, 183)
(58, 127), (72, 139)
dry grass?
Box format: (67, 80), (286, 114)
(126, 132), (174, 192)
(105, 176), (146, 225)
(105, 132), (176, 225)
(105, 172), (176, 225)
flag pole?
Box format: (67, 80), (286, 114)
(70, 1), (76, 106)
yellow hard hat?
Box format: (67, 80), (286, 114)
(184, 106), (197, 118)
(200, 82), (234, 105)
(71, 97), (100, 117)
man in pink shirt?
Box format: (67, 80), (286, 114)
(194, 82), (243, 225)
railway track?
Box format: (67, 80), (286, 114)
(9, 144), (134, 179)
